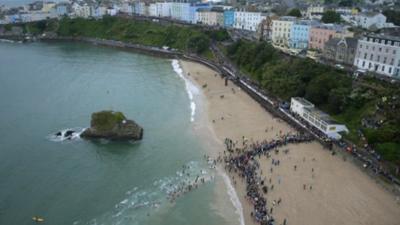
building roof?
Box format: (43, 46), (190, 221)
(210, 7), (224, 12)
(358, 11), (383, 17)
(365, 33), (400, 43)
(293, 97), (314, 107)
(325, 37), (358, 48)
(304, 106), (337, 124)
(294, 20), (319, 26)
(293, 97), (338, 124)
(278, 16), (297, 21)
(311, 23), (343, 32)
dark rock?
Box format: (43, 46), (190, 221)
(55, 131), (62, 136)
(80, 111), (143, 141)
(64, 130), (75, 137)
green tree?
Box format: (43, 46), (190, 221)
(287, 8), (302, 18)
(4, 24), (12, 31)
(36, 20), (47, 32)
(383, 10), (400, 26)
(328, 87), (350, 114)
(321, 10), (341, 24)
(339, 0), (354, 7)
(187, 34), (210, 53)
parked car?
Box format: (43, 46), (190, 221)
(335, 64), (344, 70)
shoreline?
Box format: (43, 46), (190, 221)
(1, 37), (397, 190)
(2, 38), (399, 223)
(178, 59), (400, 225)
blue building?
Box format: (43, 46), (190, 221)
(56, 3), (69, 16)
(188, 3), (210, 24)
(289, 20), (316, 49)
(223, 10), (234, 27)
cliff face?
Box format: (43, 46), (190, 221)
(80, 111), (143, 141)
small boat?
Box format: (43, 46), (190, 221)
(32, 216), (44, 222)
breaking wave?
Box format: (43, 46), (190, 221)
(171, 59), (199, 122)
(73, 161), (215, 225)
(219, 168), (245, 225)
(48, 127), (86, 142)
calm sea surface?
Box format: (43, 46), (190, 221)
(0, 41), (238, 225)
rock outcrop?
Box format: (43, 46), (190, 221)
(80, 111), (143, 141)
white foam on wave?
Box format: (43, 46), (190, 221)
(171, 59), (199, 122)
(77, 161), (214, 225)
(48, 127), (86, 142)
(218, 168), (245, 225)
(0, 39), (15, 43)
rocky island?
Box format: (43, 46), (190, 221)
(80, 111), (143, 141)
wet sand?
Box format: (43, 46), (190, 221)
(179, 60), (400, 225)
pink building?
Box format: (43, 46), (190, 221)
(309, 24), (342, 51)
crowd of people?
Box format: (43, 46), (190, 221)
(164, 162), (215, 203)
(221, 133), (313, 225)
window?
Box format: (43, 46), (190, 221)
(364, 53), (367, 59)
(384, 57), (387, 64)
(391, 58), (394, 65)
(377, 55), (380, 62)
(382, 65), (385, 72)
(360, 44), (362, 49)
(389, 67), (392, 73)
(379, 47), (382, 52)
(362, 61), (365, 67)
(370, 54), (373, 60)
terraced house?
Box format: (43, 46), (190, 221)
(234, 11), (265, 31)
(196, 7), (224, 26)
(354, 34), (400, 77)
(323, 37), (358, 66)
(309, 24), (343, 51)
(289, 20), (318, 49)
(271, 16), (297, 47)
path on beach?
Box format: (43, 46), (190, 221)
(180, 60), (400, 225)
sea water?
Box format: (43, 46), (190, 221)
(0, 42), (240, 225)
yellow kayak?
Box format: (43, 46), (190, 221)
(32, 216), (44, 222)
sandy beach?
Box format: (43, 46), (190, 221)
(179, 60), (400, 225)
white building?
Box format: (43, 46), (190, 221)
(148, 3), (157, 17)
(93, 6), (107, 18)
(234, 11), (265, 31)
(19, 11), (57, 22)
(156, 2), (171, 17)
(107, 8), (117, 16)
(42, 2), (56, 13)
(335, 7), (353, 15)
(306, 5), (324, 20)
(170, 2), (190, 22)
(354, 34), (400, 77)
(354, 12), (394, 29)
(196, 8), (223, 26)
(120, 2), (134, 15)
(72, 3), (91, 18)
(271, 16), (297, 47)
(290, 97), (349, 140)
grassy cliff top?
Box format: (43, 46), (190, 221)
(91, 111), (126, 132)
